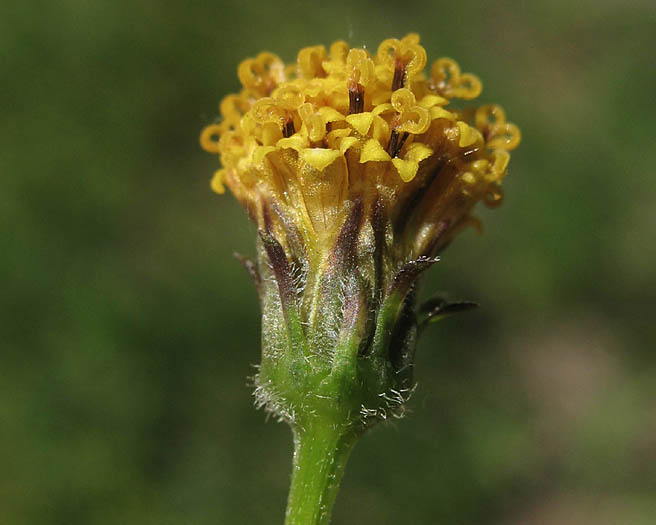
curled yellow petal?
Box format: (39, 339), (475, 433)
(299, 103), (326, 142)
(220, 94), (250, 122)
(475, 104), (506, 130)
(391, 89), (416, 113)
(260, 122), (282, 146)
(339, 136), (359, 154)
(431, 58), (461, 93)
(329, 40), (349, 63)
(240, 112), (257, 135)
(347, 48), (375, 86)
(298, 45), (327, 79)
(392, 158), (419, 182)
(372, 115), (391, 142)
(360, 139), (391, 163)
(430, 106), (455, 121)
(431, 58), (482, 100)
(301, 148), (342, 170)
(457, 121), (480, 148)
(277, 135), (308, 152)
(401, 33), (420, 45)
(318, 106), (345, 123)
(487, 122), (521, 151)
(372, 103), (394, 116)
(273, 85), (305, 110)
(376, 38), (403, 70)
(403, 43), (427, 79)
(200, 124), (223, 153)
(326, 128), (352, 149)
(346, 113), (375, 135)
(404, 143), (433, 163)
(452, 73), (482, 99)
(253, 146), (276, 165)
(491, 150), (510, 178)
(210, 169), (226, 194)
(397, 106), (431, 134)
(376, 37), (426, 85)
(237, 58), (262, 93)
(252, 98), (286, 126)
(418, 94), (448, 108)
(237, 52), (284, 95)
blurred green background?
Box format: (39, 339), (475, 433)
(2, 1), (655, 523)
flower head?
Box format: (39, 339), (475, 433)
(201, 34), (519, 260)
(201, 35), (520, 429)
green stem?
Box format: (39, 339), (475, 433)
(284, 418), (358, 525)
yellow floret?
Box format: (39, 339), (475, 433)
(200, 34), (520, 247)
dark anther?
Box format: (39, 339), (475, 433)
(386, 130), (409, 158)
(348, 83), (365, 114)
(392, 60), (406, 91)
(282, 117), (295, 138)
(396, 132), (409, 155)
(386, 130), (399, 157)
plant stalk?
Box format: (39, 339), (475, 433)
(284, 418), (358, 525)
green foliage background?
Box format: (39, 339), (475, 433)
(2, 1), (655, 523)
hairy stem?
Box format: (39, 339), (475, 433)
(284, 418), (358, 525)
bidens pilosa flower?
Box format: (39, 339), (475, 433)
(201, 34), (519, 524)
